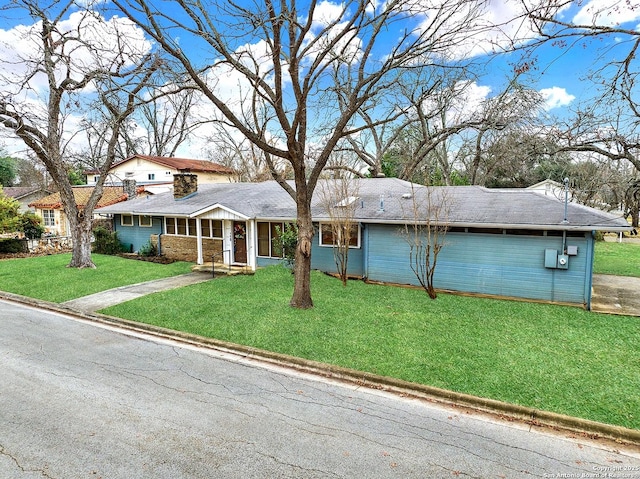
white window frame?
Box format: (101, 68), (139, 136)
(165, 217), (192, 236)
(148, 173), (155, 181)
(139, 215), (152, 227)
(256, 221), (286, 258)
(165, 217), (176, 235)
(319, 222), (360, 249)
(200, 219), (223, 239)
(42, 209), (55, 227)
(121, 214), (134, 227)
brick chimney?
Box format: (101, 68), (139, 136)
(123, 178), (137, 200)
(173, 173), (198, 199)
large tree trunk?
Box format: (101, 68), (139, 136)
(290, 190), (314, 309)
(67, 209), (96, 269)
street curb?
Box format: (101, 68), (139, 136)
(4, 291), (640, 448)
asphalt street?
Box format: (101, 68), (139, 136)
(1, 299), (639, 479)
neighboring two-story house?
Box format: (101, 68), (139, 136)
(86, 155), (236, 190)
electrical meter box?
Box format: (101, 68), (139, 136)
(557, 254), (569, 270)
(544, 249), (558, 268)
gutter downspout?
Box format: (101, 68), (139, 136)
(585, 231), (596, 311)
(562, 177), (569, 255)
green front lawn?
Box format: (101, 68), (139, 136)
(0, 253), (193, 303)
(102, 265), (640, 431)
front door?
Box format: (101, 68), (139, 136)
(233, 221), (247, 264)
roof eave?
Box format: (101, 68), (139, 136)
(354, 218), (632, 232)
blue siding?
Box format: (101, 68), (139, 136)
(365, 224), (592, 305)
(310, 224), (365, 277)
(112, 215), (162, 253)
(257, 257), (288, 267)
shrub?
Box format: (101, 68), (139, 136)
(0, 188), (20, 233)
(92, 227), (127, 255)
(0, 238), (28, 253)
(20, 212), (45, 240)
(275, 223), (298, 267)
(138, 241), (157, 257)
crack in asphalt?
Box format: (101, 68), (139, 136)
(73, 355), (607, 478)
(254, 450), (343, 478)
(0, 444), (56, 479)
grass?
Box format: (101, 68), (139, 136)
(102, 265), (640, 431)
(594, 241), (640, 277)
(0, 253), (193, 303)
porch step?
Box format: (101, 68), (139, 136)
(191, 262), (254, 276)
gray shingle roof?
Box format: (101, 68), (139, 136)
(95, 177), (631, 232)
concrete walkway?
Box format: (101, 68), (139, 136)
(591, 274), (640, 316)
(61, 272), (212, 313)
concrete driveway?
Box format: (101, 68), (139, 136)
(591, 274), (640, 316)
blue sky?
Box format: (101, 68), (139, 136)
(0, 0), (639, 159)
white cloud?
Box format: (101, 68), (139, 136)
(309, 0), (346, 28)
(573, 0), (640, 27)
(451, 81), (492, 120)
(539, 86), (575, 110)
(411, 0), (547, 60)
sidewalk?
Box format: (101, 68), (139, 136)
(60, 272), (212, 313)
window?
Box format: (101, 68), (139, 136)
(257, 222), (270, 257)
(125, 171), (134, 178)
(270, 223), (283, 257)
(200, 219), (223, 238)
(166, 217), (176, 234)
(176, 218), (187, 235)
(139, 215), (152, 227)
(257, 221), (291, 258)
(42, 209), (55, 227)
(166, 217), (223, 237)
(121, 214), (134, 226)
(188, 218), (197, 236)
(148, 173), (155, 181)
(319, 222), (360, 248)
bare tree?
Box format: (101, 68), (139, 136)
(0, 1), (158, 267)
(204, 124), (280, 182)
(459, 78), (545, 185)
(113, 0), (492, 308)
(513, 2), (640, 225)
(318, 176), (360, 286)
(350, 69), (480, 184)
(401, 184), (451, 299)
(121, 87), (204, 157)
(545, 102), (640, 226)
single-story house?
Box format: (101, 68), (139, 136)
(29, 184), (144, 236)
(95, 175), (632, 309)
(4, 186), (51, 213)
(85, 154), (236, 188)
